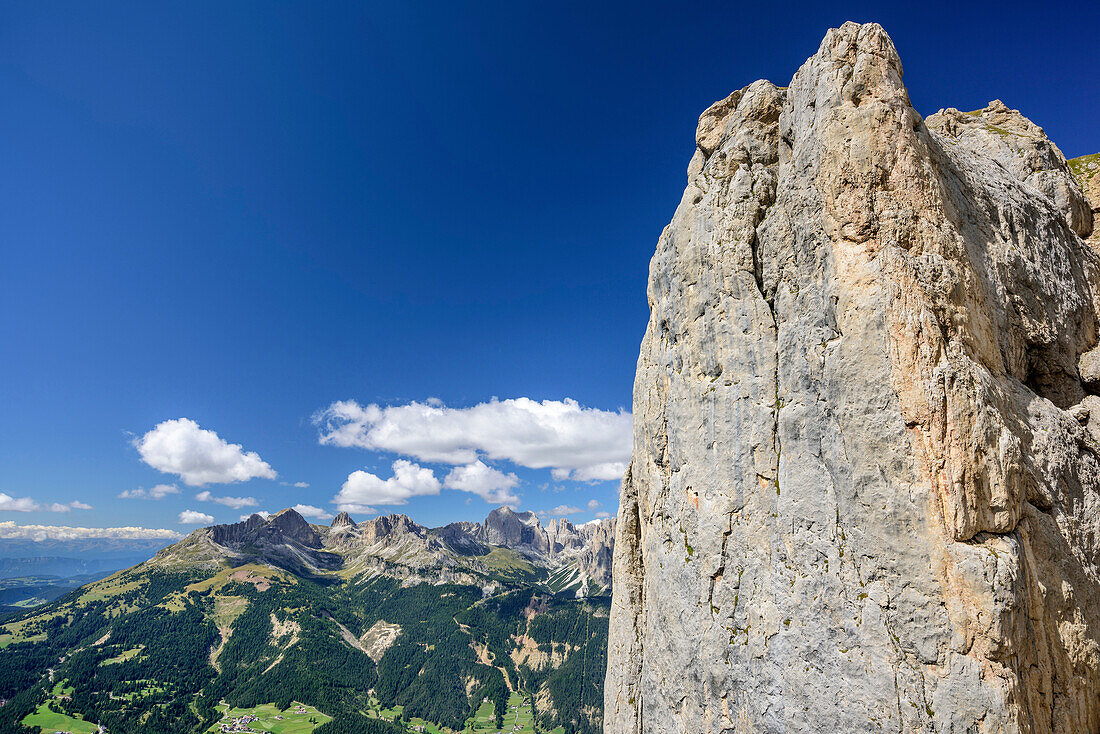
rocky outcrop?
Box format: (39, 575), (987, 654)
(605, 22), (1100, 734)
(930, 101), (1092, 240)
(437, 521), (490, 555)
(200, 509), (339, 573)
(356, 513), (429, 545)
(330, 511), (356, 529)
(547, 517), (616, 589)
(1071, 153), (1100, 249)
(478, 507), (551, 553)
(210, 509), (322, 549)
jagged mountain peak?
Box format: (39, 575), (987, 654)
(357, 513), (428, 543)
(142, 507), (341, 575)
(209, 507), (322, 549)
(330, 510), (356, 528)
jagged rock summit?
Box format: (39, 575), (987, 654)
(330, 510), (356, 528)
(605, 22), (1100, 734)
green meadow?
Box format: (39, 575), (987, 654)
(207, 702), (331, 734)
(22, 702), (101, 734)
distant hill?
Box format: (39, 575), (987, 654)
(0, 507), (614, 734)
(0, 555), (157, 580)
(0, 537), (175, 565)
(0, 573), (113, 619)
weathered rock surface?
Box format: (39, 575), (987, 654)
(330, 510), (356, 529)
(321, 506), (615, 593)
(1071, 152), (1100, 251)
(605, 22), (1100, 734)
(195, 508), (342, 574)
(478, 506), (552, 553)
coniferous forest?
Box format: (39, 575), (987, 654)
(0, 564), (608, 734)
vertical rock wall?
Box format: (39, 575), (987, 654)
(605, 22), (1100, 734)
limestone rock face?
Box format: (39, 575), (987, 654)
(201, 509), (340, 573)
(478, 506), (551, 554)
(210, 508), (322, 549)
(929, 101), (1093, 240)
(330, 510), (356, 529)
(1070, 152), (1100, 250)
(547, 517), (617, 589)
(605, 22), (1100, 734)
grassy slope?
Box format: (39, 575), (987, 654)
(22, 702), (101, 734)
(207, 702), (330, 734)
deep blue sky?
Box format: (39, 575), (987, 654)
(2, 1), (1097, 535)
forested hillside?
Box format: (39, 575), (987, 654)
(0, 509), (609, 734)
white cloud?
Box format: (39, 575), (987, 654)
(195, 490), (258, 509)
(292, 504), (333, 520)
(315, 398), (630, 481)
(240, 511), (272, 521)
(0, 493), (93, 513)
(0, 520), (182, 541)
(334, 460), (440, 511)
(587, 499), (601, 511)
(0, 493), (44, 512)
(293, 482), (309, 488)
(178, 510), (215, 524)
(594, 511), (611, 519)
(552, 462), (627, 482)
(118, 484), (180, 500)
(134, 418), (277, 486)
(544, 505), (582, 516)
(443, 461), (520, 504)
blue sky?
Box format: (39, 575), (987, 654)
(1, 1), (1097, 537)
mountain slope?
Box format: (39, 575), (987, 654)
(0, 508), (612, 734)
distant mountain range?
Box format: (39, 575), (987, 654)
(0, 555), (159, 580)
(0, 507), (614, 734)
(155, 506), (614, 597)
(0, 538), (174, 566)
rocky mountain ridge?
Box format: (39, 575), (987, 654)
(606, 21), (1100, 734)
(154, 505), (615, 596)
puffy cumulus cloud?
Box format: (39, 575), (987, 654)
(178, 509), (215, 524)
(443, 461), (519, 504)
(195, 491), (258, 509)
(118, 484), (179, 500)
(134, 418), (277, 486)
(587, 499), (601, 511)
(0, 493), (44, 512)
(0, 493), (93, 513)
(45, 501), (93, 513)
(315, 398), (630, 481)
(292, 504), (333, 520)
(240, 510), (272, 521)
(334, 460), (440, 511)
(0, 521), (182, 541)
